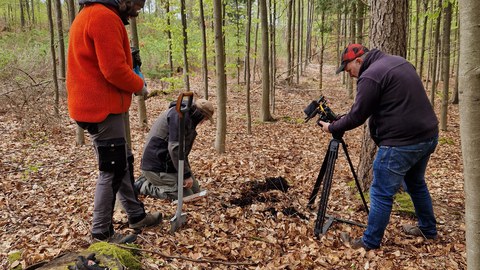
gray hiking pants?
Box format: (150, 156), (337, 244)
(85, 114), (146, 236)
(139, 170), (200, 200)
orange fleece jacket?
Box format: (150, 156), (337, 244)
(66, 3), (144, 123)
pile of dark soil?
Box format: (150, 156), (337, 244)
(229, 177), (289, 207)
(229, 176), (307, 220)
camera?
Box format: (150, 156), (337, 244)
(304, 96), (338, 126)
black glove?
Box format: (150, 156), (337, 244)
(68, 253), (109, 270)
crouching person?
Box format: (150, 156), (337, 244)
(134, 99), (214, 200)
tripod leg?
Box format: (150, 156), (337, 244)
(341, 140), (369, 214)
(314, 139), (339, 237)
(307, 149), (330, 208)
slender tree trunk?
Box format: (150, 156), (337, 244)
(419, 0), (428, 79)
(356, 0), (365, 43)
(213, 0), (227, 153)
(54, 0), (66, 80)
(259, 0), (273, 121)
(253, 3), (260, 83)
(67, 0), (75, 25)
(46, 0), (59, 116)
(430, 0), (442, 105)
(451, 6), (460, 105)
(180, 0), (190, 91)
(245, 0), (252, 134)
(199, 0), (209, 99)
(31, 0), (36, 25)
(20, 0), (25, 28)
(414, 0), (420, 68)
(286, 0), (293, 84)
(235, 0), (240, 85)
(440, 2), (451, 131)
(130, 18), (148, 129)
(165, 1), (174, 75)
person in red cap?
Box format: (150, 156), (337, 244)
(320, 44), (439, 250)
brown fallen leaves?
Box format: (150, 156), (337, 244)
(0, 64), (465, 269)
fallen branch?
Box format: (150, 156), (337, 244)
(114, 244), (258, 266)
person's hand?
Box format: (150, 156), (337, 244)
(183, 177), (193, 189)
(319, 121), (331, 133)
(134, 66), (145, 80)
(134, 85), (149, 100)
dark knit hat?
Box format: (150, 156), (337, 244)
(336, 44), (369, 74)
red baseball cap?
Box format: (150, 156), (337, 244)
(336, 44), (369, 74)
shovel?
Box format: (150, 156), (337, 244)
(170, 92), (194, 234)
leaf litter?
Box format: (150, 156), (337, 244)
(0, 64), (466, 269)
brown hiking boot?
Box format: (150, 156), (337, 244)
(340, 232), (372, 251)
(402, 224), (437, 240)
(129, 212), (162, 230)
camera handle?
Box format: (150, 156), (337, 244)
(307, 137), (369, 237)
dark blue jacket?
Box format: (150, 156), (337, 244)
(329, 49), (438, 146)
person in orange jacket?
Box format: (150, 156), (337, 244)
(66, 0), (160, 243)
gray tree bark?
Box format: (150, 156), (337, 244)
(459, 1), (480, 268)
(440, 2), (451, 131)
(213, 0), (227, 153)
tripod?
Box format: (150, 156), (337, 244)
(307, 136), (370, 237)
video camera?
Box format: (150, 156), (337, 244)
(304, 96), (338, 126)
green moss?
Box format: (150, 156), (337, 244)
(87, 242), (141, 270)
(8, 251), (22, 270)
(348, 180), (415, 215)
(439, 137), (454, 145)
(393, 192), (416, 215)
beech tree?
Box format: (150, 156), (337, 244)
(459, 1), (480, 268)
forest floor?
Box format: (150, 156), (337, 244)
(0, 63), (466, 269)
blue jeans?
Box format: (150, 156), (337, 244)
(362, 136), (438, 249)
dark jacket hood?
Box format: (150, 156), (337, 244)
(79, 0), (119, 7)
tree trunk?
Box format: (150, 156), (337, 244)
(440, 2), (451, 131)
(213, 0), (227, 153)
(252, 3), (260, 83)
(180, 0), (190, 91)
(130, 18), (148, 129)
(359, 0), (408, 190)
(356, 0), (365, 43)
(286, 0), (293, 85)
(67, 0), (75, 25)
(259, 0), (273, 121)
(245, 0), (252, 134)
(164, 1), (173, 75)
(199, 0), (209, 99)
(46, 0), (59, 117)
(430, 0), (442, 106)
(459, 1), (480, 268)
(419, 0), (429, 79)
(54, 0), (66, 80)
(20, 0), (25, 28)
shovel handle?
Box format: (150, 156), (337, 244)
(176, 92), (194, 116)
